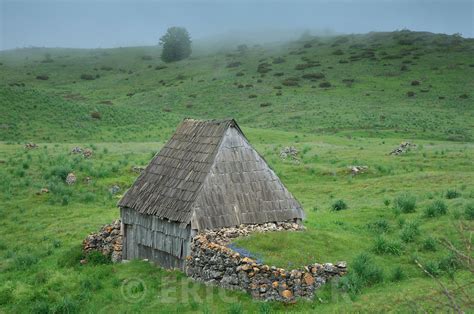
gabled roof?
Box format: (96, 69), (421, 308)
(118, 119), (236, 223)
(119, 118), (304, 228)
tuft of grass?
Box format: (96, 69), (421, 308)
(423, 200), (448, 218)
(339, 253), (384, 296)
(400, 221), (420, 243)
(445, 189), (460, 199)
(57, 245), (84, 268)
(367, 219), (390, 233)
(390, 266), (405, 282)
(86, 251), (111, 265)
(421, 237), (437, 251)
(331, 199), (348, 211)
(393, 193), (416, 213)
(12, 254), (39, 270)
(228, 303), (243, 314)
(424, 261), (441, 277)
(372, 236), (403, 255)
(464, 202), (474, 220)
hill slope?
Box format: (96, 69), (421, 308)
(1, 30), (473, 142)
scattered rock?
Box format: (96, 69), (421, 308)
(348, 165), (368, 175)
(66, 173), (77, 185)
(71, 146), (83, 154)
(36, 188), (49, 195)
(390, 142), (416, 155)
(109, 185), (121, 195)
(24, 143), (38, 150)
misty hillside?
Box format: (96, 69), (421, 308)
(1, 30), (473, 313)
(1, 30), (473, 142)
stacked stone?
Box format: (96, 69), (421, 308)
(203, 222), (304, 246)
(83, 219), (123, 263)
(186, 234), (346, 302)
(390, 142), (416, 155)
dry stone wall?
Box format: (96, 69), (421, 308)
(186, 223), (347, 302)
(83, 220), (347, 302)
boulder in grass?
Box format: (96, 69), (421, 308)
(66, 173), (77, 185)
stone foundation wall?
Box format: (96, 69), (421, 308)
(186, 225), (346, 302)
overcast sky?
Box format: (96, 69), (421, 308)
(1, 0), (473, 50)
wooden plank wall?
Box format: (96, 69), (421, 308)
(121, 207), (191, 269)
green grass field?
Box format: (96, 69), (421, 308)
(0, 30), (473, 312)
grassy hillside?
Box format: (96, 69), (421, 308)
(0, 30), (473, 313)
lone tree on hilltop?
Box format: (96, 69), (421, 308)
(159, 27), (192, 63)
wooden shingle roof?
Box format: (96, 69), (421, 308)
(118, 119), (234, 223)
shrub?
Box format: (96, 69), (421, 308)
(421, 237), (437, 251)
(411, 80), (420, 86)
(464, 202), (474, 220)
(393, 193), (416, 213)
(390, 266), (405, 282)
(272, 57), (286, 64)
(36, 74), (49, 80)
(407, 91), (415, 97)
(372, 236), (402, 255)
(319, 81), (331, 88)
(141, 55), (152, 60)
(445, 189), (460, 199)
(424, 200), (448, 217)
(226, 61), (241, 68)
(331, 199), (348, 211)
(80, 74), (95, 80)
(400, 221), (420, 243)
(302, 73), (325, 80)
(281, 77), (300, 86)
(91, 111), (101, 120)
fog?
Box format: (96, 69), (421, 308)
(1, 0), (473, 50)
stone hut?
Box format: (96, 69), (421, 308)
(118, 119), (304, 269)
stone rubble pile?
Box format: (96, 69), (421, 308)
(24, 143), (38, 149)
(83, 219), (123, 263)
(186, 233), (346, 302)
(71, 146), (93, 158)
(280, 146), (299, 161)
(390, 142), (416, 155)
